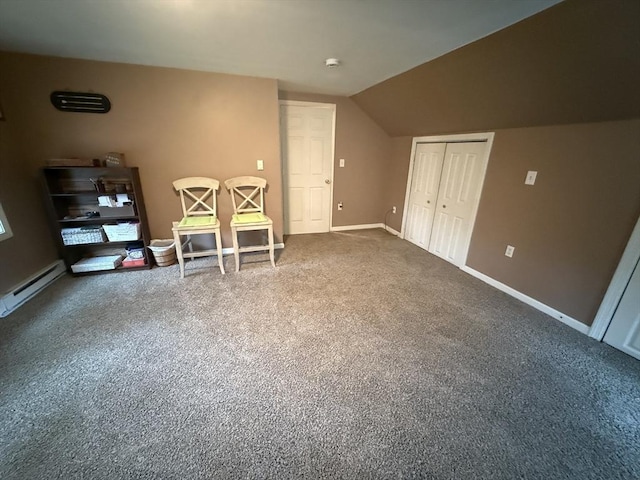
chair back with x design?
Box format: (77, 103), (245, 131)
(173, 177), (219, 219)
(225, 176), (267, 217)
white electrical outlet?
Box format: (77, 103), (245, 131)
(392, 206), (396, 214)
(525, 170), (537, 185)
(505, 245), (515, 257)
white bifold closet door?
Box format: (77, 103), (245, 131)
(405, 141), (487, 267)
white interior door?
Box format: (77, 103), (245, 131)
(429, 142), (487, 266)
(604, 259), (640, 360)
(405, 143), (446, 249)
(403, 140), (489, 268)
(280, 103), (334, 234)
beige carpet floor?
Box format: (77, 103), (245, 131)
(1, 229), (638, 479)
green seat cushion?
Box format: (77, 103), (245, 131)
(232, 213), (268, 224)
(178, 216), (217, 227)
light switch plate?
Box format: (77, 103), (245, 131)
(505, 245), (515, 257)
(257, 159), (264, 171)
(339, 158), (345, 168)
(525, 170), (537, 185)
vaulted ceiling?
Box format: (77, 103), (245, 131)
(0, 0), (560, 96)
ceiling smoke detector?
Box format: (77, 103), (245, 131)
(325, 58), (340, 68)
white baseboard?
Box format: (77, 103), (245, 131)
(330, 223), (400, 236)
(330, 223), (400, 237)
(384, 225), (400, 236)
(331, 223), (385, 232)
(460, 266), (590, 335)
(220, 243), (284, 256)
(0, 260), (66, 318)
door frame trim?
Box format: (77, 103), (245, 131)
(589, 214), (640, 341)
(400, 132), (495, 267)
(279, 100), (336, 234)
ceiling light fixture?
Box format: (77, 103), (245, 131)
(325, 58), (340, 68)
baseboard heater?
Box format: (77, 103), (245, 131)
(0, 260), (66, 318)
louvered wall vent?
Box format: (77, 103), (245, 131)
(50, 91), (111, 114)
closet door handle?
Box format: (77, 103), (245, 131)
(442, 205), (446, 208)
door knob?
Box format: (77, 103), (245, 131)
(427, 200), (431, 204)
(442, 205), (446, 208)
(325, 179), (331, 184)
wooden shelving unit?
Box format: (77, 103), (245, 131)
(41, 166), (153, 275)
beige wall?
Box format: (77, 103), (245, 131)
(385, 137), (413, 232)
(347, 0), (640, 327)
(0, 103), (59, 291)
(278, 92), (391, 227)
(385, 120), (640, 326)
(467, 120), (640, 325)
(352, 0), (640, 136)
(0, 52), (282, 292)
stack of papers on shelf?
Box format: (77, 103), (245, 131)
(98, 195), (133, 207)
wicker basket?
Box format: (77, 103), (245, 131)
(148, 240), (177, 266)
(61, 226), (106, 245)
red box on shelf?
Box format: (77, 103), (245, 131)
(122, 256), (146, 268)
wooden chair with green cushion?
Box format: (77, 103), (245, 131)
(224, 176), (275, 272)
(171, 177), (225, 277)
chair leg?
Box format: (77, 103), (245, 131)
(268, 225), (275, 268)
(231, 226), (240, 272)
(173, 230), (185, 279)
(215, 229), (225, 275)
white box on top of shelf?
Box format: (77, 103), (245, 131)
(102, 222), (140, 242)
